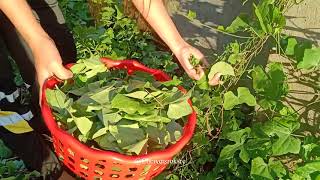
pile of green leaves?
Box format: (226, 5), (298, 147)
(46, 57), (192, 155)
(56, 0), (320, 179)
(0, 140), (40, 179)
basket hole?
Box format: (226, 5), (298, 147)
(58, 140), (64, 147)
(99, 160), (106, 163)
(94, 177), (102, 180)
(129, 167), (137, 172)
(140, 171), (149, 176)
(153, 166), (160, 171)
(59, 146), (64, 153)
(81, 157), (90, 164)
(80, 164), (89, 170)
(68, 163), (75, 170)
(111, 166), (122, 172)
(80, 171), (88, 177)
(113, 162), (121, 165)
(67, 148), (75, 156)
(125, 174), (134, 178)
(140, 165), (151, 176)
(95, 163), (105, 169)
(58, 154), (64, 161)
(110, 174), (120, 178)
(68, 156), (75, 164)
(94, 170), (104, 176)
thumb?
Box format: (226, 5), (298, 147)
(52, 62), (73, 80)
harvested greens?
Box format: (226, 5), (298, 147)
(45, 57), (193, 155)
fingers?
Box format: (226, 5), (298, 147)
(52, 62), (73, 80)
(208, 73), (221, 86)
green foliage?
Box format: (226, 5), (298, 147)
(46, 59), (192, 155)
(0, 140), (40, 179)
(56, 0), (319, 179)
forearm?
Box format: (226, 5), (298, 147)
(132, 0), (186, 53)
(0, 0), (50, 51)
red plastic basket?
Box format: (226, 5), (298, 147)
(41, 58), (197, 180)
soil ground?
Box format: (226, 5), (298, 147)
(59, 0), (320, 179)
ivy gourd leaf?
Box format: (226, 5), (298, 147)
(166, 121), (183, 142)
(251, 157), (286, 180)
(45, 89), (69, 110)
(219, 128), (251, 160)
(251, 158), (273, 179)
(208, 62), (235, 80)
(125, 91), (148, 100)
(109, 121), (146, 148)
(102, 112), (122, 125)
(196, 75), (210, 90)
(73, 117), (93, 135)
(268, 159), (287, 178)
(225, 14), (250, 33)
(111, 94), (140, 114)
(223, 91), (239, 110)
(161, 76), (182, 87)
(272, 134), (301, 155)
(123, 138), (148, 155)
(92, 127), (108, 139)
(0, 139), (12, 159)
(294, 161), (320, 179)
(237, 87), (257, 106)
(124, 114), (171, 123)
(261, 117), (301, 155)
(187, 10), (197, 20)
(167, 100), (192, 119)
(285, 37), (298, 56)
(297, 48), (320, 70)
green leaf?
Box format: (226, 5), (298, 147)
(92, 127), (108, 139)
(251, 157), (273, 180)
(187, 10), (197, 20)
(111, 94), (140, 114)
(123, 138), (148, 155)
(285, 37), (298, 56)
(196, 75), (210, 90)
(166, 121), (183, 142)
(0, 140), (12, 159)
(102, 112), (122, 125)
(297, 48), (320, 69)
(261, 117), (301, 155)
(225, 14), (249, 33)
(223, 91), (239, 110)
(70, 63), (86, 74)
(167, 100), (192, 119)
(162, 76), (182, 87)
(272, 134), (301, 155)
(237, 87), (257, 106)
(45, 89), (69, 110)
(219, 128), (251, 160)
(124, 114), (171, 123)
(208, 62), (235, 80)
(73, 117), (93, 135)
(109, 121), (146, 148)
(294, 161), (320, 179)
(125, 91), (148, 100)
(268, 159), (286, 178)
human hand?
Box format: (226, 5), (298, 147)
(173, 43), (220, 85)
(31, 37), (73, 103)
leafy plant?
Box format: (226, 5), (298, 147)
(46, 57), (192, 155)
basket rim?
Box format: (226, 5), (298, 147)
(41, 58), (197, 164)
